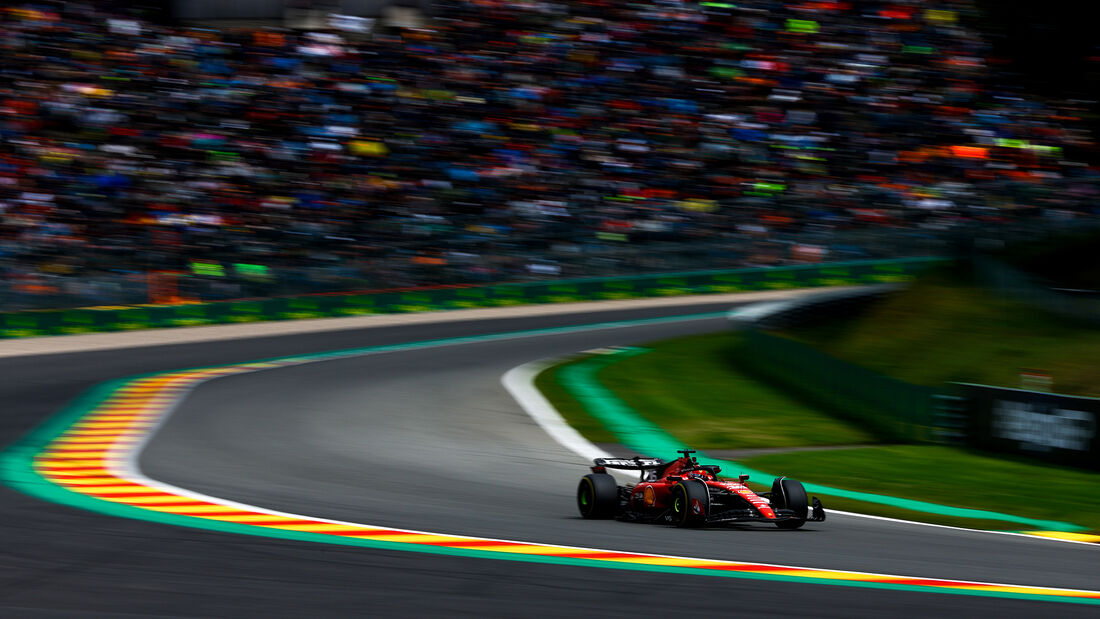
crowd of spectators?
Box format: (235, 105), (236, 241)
(2, 0), (1099, 308)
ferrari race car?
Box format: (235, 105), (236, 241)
(577, 449), (825, 529)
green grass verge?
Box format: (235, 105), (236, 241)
(537, 357), (622, 446)
(538, 332), (1100, 533)
(538, 334), (877, 449)
(789, 269), (1100, 397)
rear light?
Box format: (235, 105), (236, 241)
(590, 466), (607, 473)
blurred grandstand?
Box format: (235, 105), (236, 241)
(1, 0), (1098, 310)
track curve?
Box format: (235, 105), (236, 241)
(2, 300), (1097, 616)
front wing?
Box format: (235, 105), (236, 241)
(705, 497), (827, 525)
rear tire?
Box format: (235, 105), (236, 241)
(771, 477), (808, 530)
(670, 480), (709, 527)
(577, 473), (618, 519)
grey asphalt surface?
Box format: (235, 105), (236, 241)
(1, 300), (1098, 616)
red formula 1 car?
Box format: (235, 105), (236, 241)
(577, 449), (825, 529)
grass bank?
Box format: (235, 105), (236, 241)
(536, 334), (876, 449)
(787, 270), (1100, 396)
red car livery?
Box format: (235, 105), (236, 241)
(577, 449), (825, 529)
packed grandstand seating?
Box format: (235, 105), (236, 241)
(1, 0), (1098, 307)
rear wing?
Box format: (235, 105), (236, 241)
(593, 457), (666, 470)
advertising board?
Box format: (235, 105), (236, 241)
(958, 383), (1099, 470)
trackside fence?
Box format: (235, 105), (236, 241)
(0, 257), (944, 338)
(728, 272), (1100, 463)
(734, 329), (938, 442)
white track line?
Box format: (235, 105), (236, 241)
(501, 359), (612, 464)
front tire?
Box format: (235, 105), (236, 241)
(771, 477), (808, 529)
(577, 473), (618, 519)
(670, 480), (709, 527)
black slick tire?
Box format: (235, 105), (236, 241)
(771, 477), (808, 529)
(670, 480), (709, 527)
(577, 473), (618, 519)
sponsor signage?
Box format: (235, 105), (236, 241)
(958, 383), (1100, 470)
(594, 458), (665, 469)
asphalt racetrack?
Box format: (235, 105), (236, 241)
(2, 298), (1097, 616)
